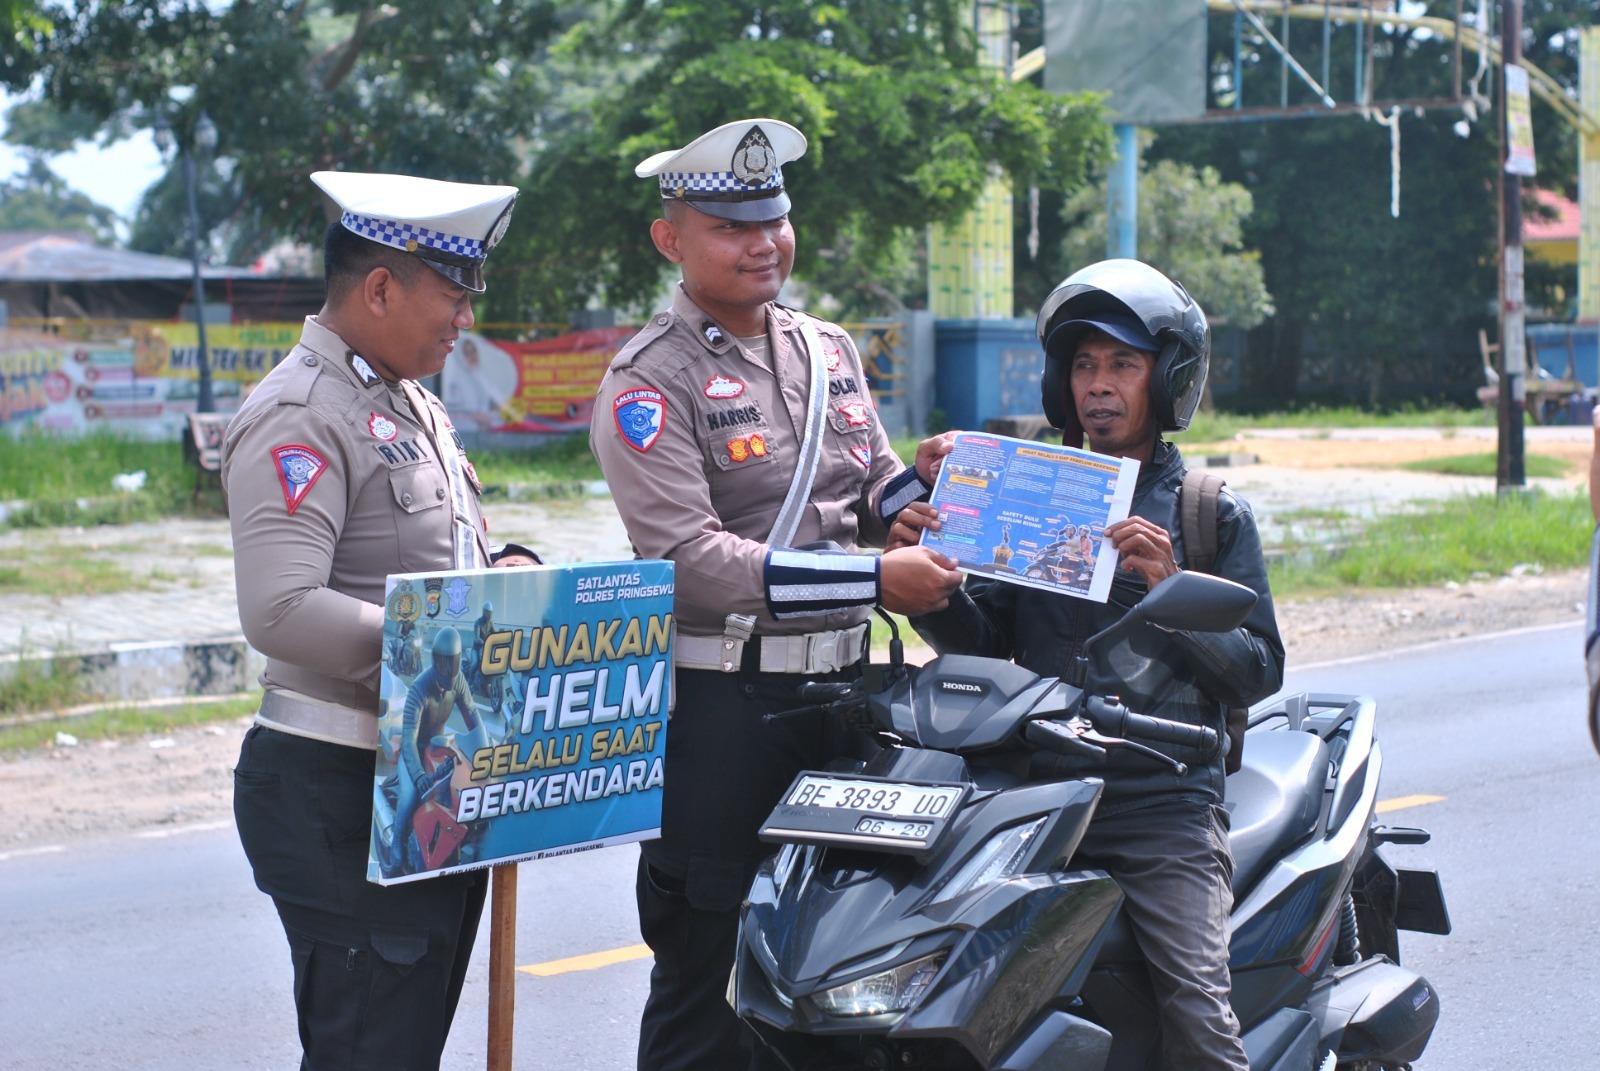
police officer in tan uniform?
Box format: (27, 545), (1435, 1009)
(225, 171), (519, 1071)
(590, 118), (964, 1071)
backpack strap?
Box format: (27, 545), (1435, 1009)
(1180, 469), (1225, 575)
(1179, 469), (1249, 774)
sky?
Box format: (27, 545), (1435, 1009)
(1, 90), (166, 228)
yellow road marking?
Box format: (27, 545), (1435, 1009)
(519, 943), (651, 977)
(1376, 794), (1446, 814)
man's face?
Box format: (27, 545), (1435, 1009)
(372, 268), (476, 382)
(652, 206), (796, 320)
(1070, 331), (1158, 459)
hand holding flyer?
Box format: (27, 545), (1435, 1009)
(917, 432), (1138, 603)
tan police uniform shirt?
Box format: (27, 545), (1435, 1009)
(590, 285), (903, 638)
(223, 316), (487, 715)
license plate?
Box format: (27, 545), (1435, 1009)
(760, 774), (968, 855)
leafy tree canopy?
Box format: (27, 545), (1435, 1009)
(1060, 157), (1274, 330)
(504, 0), (1110, 321)
(10, 0), (564, 269)
(1, 0), (52, 89)
(1146, 0), (1600, 407)
(8, 1), (1110, 325)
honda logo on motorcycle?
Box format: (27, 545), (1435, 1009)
(939, 680), (985, 695)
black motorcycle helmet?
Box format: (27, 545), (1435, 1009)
(431, 628), (463, 680)
(1035, 259), (1209, 448)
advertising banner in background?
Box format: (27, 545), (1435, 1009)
(0, 321), (298, 437)
(443, 327), (639, 434)
(369, 559), (674, 885)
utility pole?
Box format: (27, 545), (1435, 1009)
(1498, 0), (1527, 491)
(1106, 124), (1138, 259)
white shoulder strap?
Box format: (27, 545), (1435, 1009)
(723, 315), (832, 647)
(768, 317), (831, 547)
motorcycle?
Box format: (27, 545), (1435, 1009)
(732, 571), (1451, 1071)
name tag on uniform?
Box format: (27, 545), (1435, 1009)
(373, 437), (434, 467)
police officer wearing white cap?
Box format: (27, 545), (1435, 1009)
(592, 119), (964, 1070)
(226, 171), (525, 1070)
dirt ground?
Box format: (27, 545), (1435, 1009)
(3, 431), (1591, 853)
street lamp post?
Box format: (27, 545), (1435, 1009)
(154, 111), (219, 413)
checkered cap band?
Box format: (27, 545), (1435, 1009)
(341, 211), (484, 259)
(657, 169), (784, 195)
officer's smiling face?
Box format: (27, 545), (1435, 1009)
(376, 268), (476, 381)
(651, 203), (795, 334)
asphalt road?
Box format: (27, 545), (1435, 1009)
(4, 623), (1595, 1070)
(1281, 620), (1600, 1070)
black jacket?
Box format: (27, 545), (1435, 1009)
(911, 441), (1284, 810)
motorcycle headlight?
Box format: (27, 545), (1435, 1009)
(812, 952), (946, 1018)
(927, 816), (1048, 907)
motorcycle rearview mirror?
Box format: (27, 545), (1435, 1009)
(1068, 571), (1258, 687)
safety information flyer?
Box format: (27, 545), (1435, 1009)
(368, 560), (674, 885)
(918, 432), (1138, 603)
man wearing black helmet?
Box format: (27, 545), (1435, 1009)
(892, 259), (1283, 1071)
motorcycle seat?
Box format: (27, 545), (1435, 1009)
(1069, 731), (1332, 971)
(1224, 730), (1329, 896)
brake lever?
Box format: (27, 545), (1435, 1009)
(1024, 717), (1107, 760)
(763, 697), (868, 723)
(1078, 728), (1189, 776)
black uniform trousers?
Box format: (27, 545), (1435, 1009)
(636, 661), (856, 1071)
(234, 724), (487, 1071)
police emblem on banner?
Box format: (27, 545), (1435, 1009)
(270, 444), (328, 516)
(387, 580), (423, 623)
(426, 576), (443, 618)
(444, 576), (474, 618)
(614, 387), (667, 453)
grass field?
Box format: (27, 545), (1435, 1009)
(0, 694), (260, 751)
(1268, 489), (1592, 596)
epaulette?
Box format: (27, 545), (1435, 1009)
(608, 313), (677, 371)
(273, 350), (327, 408)
(779, 302), (847, 341)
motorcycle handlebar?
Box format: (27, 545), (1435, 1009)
(797, 681), (862, 704)
(1085, 696), (1219, 755)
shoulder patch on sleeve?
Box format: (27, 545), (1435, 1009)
(612, 387), (667, 453)
(270, 443), (329, 515)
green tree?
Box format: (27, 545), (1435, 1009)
(12, 1), (564, 268)
(0, 155), (116, 240)
(1, 0), (51, 89)
(1151, 2), (1527, 409)
(1059, 158), (1274, 330)
(504, 0), (1110, 321)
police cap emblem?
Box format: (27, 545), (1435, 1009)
(731, 126), (777, 187)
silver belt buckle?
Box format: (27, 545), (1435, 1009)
(806, 630), (840, 674)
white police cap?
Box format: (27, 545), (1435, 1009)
(310, 171), (518, 293)
(635, 119), (807, 222)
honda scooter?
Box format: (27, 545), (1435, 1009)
(732, 571), (1450, 1071)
